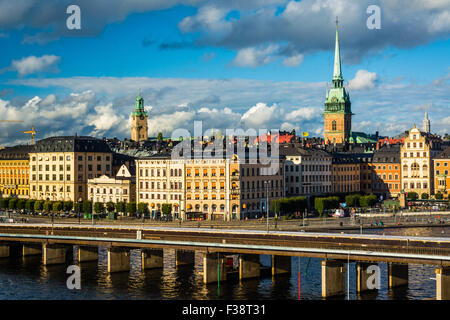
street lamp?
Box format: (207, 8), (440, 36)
(78, 197), (82, 225)
(91, 196), (95, 226)
(264, 180), (269, 232)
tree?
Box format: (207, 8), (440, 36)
(0, 197), (9, 209)
(52, 201), (63, 212)
(8, 198), (18, 210)
(407, 192), (418, 200)
(16, 199), (26, 210)
(314, 197), (326, 217)
(82, 201), (92, 214)
(25, 200), (35, 211)
(157, 132), (163, 142)
(345, 194), (361, 207)
(116, 202), (125, 213)
(126, 202), (136, 216)
(106, 202), (115, 213)
(63, 201), (73, 212)
(43, 201), (53, 212)
(73, 201), (82, 212)
(161, 203), (172, 217)
(137, 203), (149, 216)
(94, 202), (104, 214)
(435, 192), (444, 200)
(421, 193), (429, 200)
(34, 200), (44, 212)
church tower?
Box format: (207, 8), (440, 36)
(324, 19), (352, 144)
(131, 91), (148, 142)
(422, 112), (431, 133)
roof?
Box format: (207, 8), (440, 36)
(373, 144), (401, 163)
(435, 146), (450, 159)
(0, 145), (32, 160)
(33, 136), (112, 153)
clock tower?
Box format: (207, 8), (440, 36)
(324, 19), (352, 144)
(131, 91), (148, 142)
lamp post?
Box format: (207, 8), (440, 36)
(91, 196), (94, 226)
(264, 181), (269, 232)
(78, 197), (82, 225)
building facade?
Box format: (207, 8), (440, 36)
(332, 153), (361, 194)
(29, 136), (113, 201)
(87, 164), (136, 205)
(400, 126), (443, 197)
(434, 147), (450, 199)
(372, 144), (401, 198)
(0, 145), (32, 199)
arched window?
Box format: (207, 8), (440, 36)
(332, 120), (337, 131)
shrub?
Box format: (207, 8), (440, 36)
(82, 201), (92, 213)
(435, 192), (444, 200)
(0, 198), (9, 209)
(25, 199), (35, 211)
(421, 193), (429, 200)
(161, 203), (172, 216)
(43, 201), (53, 212)
(106, 202), (115, 212)
(63, 201), (73, 211)
(137, 203), (149, 215)
(52, 201), (63, 212)
(407, 192), (418, 200)
(8, 198), (18, 210)
(16, 199), (26, 210)
(116, 202), (125, 213)
(94, 202), (104, 214)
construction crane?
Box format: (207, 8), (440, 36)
(24, 126), (37, 145)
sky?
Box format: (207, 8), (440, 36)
(0, 0), (449, 146)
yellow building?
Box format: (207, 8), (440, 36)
(29, 136), (113, 202)
(434, 147), (450, 199)
(332, 154), (361, 194)
(0, 145), (32, 198)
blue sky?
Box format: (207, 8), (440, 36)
(0, 0), (449, 145)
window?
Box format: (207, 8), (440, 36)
(332, 120), (337, 131)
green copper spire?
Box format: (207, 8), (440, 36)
(133, 90), (148, 117)
(333, 16), (343, 83)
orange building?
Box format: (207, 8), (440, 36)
(372, 144), (401, 198)
(434, 147), (450, 199)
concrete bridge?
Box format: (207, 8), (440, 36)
(0, 223), (449, 299)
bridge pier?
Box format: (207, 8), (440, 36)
(0, 245), (9, 258)
(271, 255), (291, 276)
(107, 248), (130, 273)
(239, 254), (260, 280)
(78, 246), (98, 262)
(141, 249), (163, 270)
(22, 244), (42, 256)
(356, 262), (378, 293)
(176, 250), (195, 267)
(388, 263), (408, 288)
(42, 244), (67, 265)
(435, 267), (450, 300)
(321, 260), (346, 298)
(203, 252), (227, 284)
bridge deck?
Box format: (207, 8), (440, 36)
(0, 223), (449, 265)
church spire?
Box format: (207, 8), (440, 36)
(333, 16), (343, 86)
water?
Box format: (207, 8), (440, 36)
(0, 226), (447, 300)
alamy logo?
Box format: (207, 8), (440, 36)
(366, 5), (381, 30)
(66, 265), (81, 290)
(366, 265), (380, 290)
(66, 5), (81, 30)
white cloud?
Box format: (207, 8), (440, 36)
(231, 45), (278, 67)
(88, 103), (126, 136)
(241, 102), (278, 128)
(285, 107), (320, 121)
(282, 53), (304, 67)
(11, 55), (60, 76)
(348, 70), (378, 90)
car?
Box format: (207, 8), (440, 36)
(333, 209), (345, 218)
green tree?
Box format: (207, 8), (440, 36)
(157, 132), (163, 142)
(52, 201), (63, 212)
(407, 191), (418, 200)
(94, 202), (104, 214)
(82, 201), (92, 214)
(126, 202), (137, 216)
(435, 192), (444, 200)
(137, 203), (149, 216)
(314, 197), (326, 217)
(63, 201), (73, 212)
(8, 198), (18, 210)
(106, 202), (115, 212)
(161, 203), (172, 217)
(17, 199), (26, 210)
(25, 199), (35, 212)
(270, 199), (280, 214)
(0, 197), (9, 209)
(421, 193), (429, 200)
(43, 201), (53, 212)
(116, 202), (125, 213)
(34, 200), (44, 211)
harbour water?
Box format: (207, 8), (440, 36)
(0, 226), (447, 300)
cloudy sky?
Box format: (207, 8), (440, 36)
(0, 0), (449, 146)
